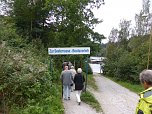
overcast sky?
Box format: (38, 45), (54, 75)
(93, 0), (146, 43)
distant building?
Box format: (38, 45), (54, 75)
(90, 56), (106, 64)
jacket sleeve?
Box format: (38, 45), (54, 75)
(60, 71), (63, 82)
(74, 74), (76, 84)
(83, 75), (85, 82)
(71, 72), (73, 81)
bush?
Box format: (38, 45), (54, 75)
(104, 35), (152, 83)
(0, 44), (64, 113)
(0, 17), (64, 113)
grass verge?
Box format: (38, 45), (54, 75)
(81, 91), (102, 112)
(87, 74), (98, 91)
(107, 77), (143, 93)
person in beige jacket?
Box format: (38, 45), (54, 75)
(70, 66), (76, 91)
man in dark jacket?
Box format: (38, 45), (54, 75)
(74, 68), (85, 105)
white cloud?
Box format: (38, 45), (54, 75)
(93, 0), (144, 43)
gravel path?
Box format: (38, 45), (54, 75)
(63, 74), (139, 114)
(63, 90), (102, 114)
(63, 62), (139, 114)
(91, 73), (139, 114)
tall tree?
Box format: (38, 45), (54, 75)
(4, 0), (105, 47)
(135, 0), (151, 36)
(108, 28), (118, 43)
(118, 19), (131, 40)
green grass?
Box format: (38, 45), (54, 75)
(81, 91), (102, 112)
(87, 74), (98, 90)
(81, 74), (102, 113)
(107, 77), (144, 93)
(118, 81), (143, 93)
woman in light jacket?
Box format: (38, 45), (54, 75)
(74, 68), (85, 105)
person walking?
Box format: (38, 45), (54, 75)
(62, 61), (68, 70)
(70, 66), (77, 91)
(74, 68), (85, 105)
(136, 69), (152, 114)
(60, 66), (73, 100)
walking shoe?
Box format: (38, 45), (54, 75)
(78, 102), (81, 105)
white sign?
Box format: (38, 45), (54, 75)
(48, 47), (90, 55)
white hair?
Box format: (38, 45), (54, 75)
(77, 68), (82, 73)
(140, 70), (152, 85)
(71, 66), (74, 69)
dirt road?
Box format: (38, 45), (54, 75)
(63, 90), (102, 114)
(63, 73), (139, 114)
(91, 74), (139, 114)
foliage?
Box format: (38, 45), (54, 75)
(104, 35), (152, 83)
(0, 0), (105, 113)
(87, 74), (98, 91)
(135, 0), (151, 36)
(103, 3), (152, 83)
(2, 0), (105, 48)
(1, 0), (105, 68)
(0, 17), (64, 114)
(81, 60), (93, 75)
(103, 0), (152, 85)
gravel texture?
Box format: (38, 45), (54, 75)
(63, 90), (102, 114)
(63, 73), (139, 114)
(91, 73), (139, 114)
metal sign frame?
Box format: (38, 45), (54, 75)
(48, 47), (90, 55)
(48, 47), (90, 92)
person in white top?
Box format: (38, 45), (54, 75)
(70, 66), (76, 91)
